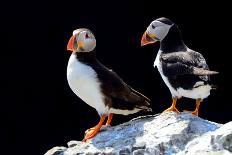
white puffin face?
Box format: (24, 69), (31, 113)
(141, 17), (174, 46)
(67, 28), (96, 52)
(147, 20), (173, 41)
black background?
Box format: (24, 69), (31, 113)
(1, 1), (231, 155)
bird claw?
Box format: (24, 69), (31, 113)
(163, 107), (180, 113)
(82, 115), (106, 142)
(183, 110), (198, 116)
(84, 126), (96, 134)
(82, 127), (99, 142)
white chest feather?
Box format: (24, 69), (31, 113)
(154, 50), (179, 97)
(154, 50), (211, 99)
(67, 54), (109, 115)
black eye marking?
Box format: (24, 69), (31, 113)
(73, 36), (78, 49)
(85, 33), (90, 38)
(152, 25), (155, 29)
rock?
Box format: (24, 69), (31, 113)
(44, 112), (232, 155)
(44, 147), (67, 155)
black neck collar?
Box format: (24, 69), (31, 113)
(160, 24), (187, 53)
(75, 50), (97, 63)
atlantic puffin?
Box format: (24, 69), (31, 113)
(141, 17), (218, 116)
(67, 28), (151, 141)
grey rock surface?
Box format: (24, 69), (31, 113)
(44, 112), (232, 155)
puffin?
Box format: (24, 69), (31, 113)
(66, 28), (151, 141)
(141, 17), (218, 116)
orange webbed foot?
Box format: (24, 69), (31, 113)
(82, 115), (106, 142)
(82, 126), (101, 142)
(191, 110), (199, 116)
(183, 110), (198, 116)
(162, 98), (180, 113)
(163, 106), (180, 113)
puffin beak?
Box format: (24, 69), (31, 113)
(77, 40), (83, 49)
(67, 35), (75, 51)
(141, 32), (156, 46)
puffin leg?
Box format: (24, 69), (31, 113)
(163, 98), (180, 113)
(183, 98), (202, 116)
(82, 115), (106, 142)
(192, 98), (202, 116)
(84, 113), (113, 136)
(106, 113), (113, 126)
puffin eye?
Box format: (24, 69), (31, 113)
(152, 25), (155, 29)
(85, 33), (90, 38)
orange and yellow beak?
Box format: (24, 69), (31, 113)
(141, 32), (156, 46)
(67, 35), (75, 51)
(67, 35), (83, 52)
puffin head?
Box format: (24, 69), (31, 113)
(67, 28), (96, 52)
(141, 17), (174, 46)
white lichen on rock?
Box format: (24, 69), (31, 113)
(44, 112), (232, 155)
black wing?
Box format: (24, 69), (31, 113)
(89, 59), (151, 111)
(161, 50), (218, 81)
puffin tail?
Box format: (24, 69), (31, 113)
(210, 84), (218, 90)
(129, 87), (151, 104)
(193, 67), (219, 76)
(126, 86), (152, 112)
(135, 97), (152, 112)
(136, 104), (153, 112)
